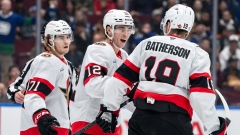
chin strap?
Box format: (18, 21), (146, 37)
(47, 40), (62, 58)
(106, 26), (120, 50)
(111, 40), (120, 49)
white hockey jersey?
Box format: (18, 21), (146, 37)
(103, 35), (220, 134)
(13, 52), (71, 135)
(7, 57), (78, 103)
(69, 41), (129, 134)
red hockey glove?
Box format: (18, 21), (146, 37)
(33, 109), (60, 135)
(210, 117), (227, 135)
(96, 104), (119, 133)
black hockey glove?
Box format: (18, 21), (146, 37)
(96, 104), (119, 133)
(210, 117), (227, 135)
(33, 109), (60, 135)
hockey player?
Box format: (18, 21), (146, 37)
(97, 4), (228, 135)
(7, 23), (79, 105)
(69, 9), (135, 135)
(14, 20), (74, 135)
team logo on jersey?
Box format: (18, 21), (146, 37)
(95, 42), (106, 46)
(59, 87), (68, 99)
(60, 67), (64, 72)
(41, 53), (51, 58)
(59, 78), (70, 100)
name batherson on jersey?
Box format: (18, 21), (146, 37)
(69, 41), (130, 134)
(103, 35), (220, 134)
(7, 52), (77, 135)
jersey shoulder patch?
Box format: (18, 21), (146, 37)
(41, 53), (52, 58)
(95, 42), (106, 46)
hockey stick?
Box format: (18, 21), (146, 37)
(73, 99), (131, 135)
(215, 89), (231, 126)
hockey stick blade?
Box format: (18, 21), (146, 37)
(215, 89), (231, 126)
(73, 99), (131, 135)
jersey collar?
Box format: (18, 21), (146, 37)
(0, 11), (13, 18)
(167, 34), (180, 38)
(44, 51), (67, 65)
(116, 50), (122, 60)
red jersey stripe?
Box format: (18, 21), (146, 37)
(190, 72), (212, 80)
(133, 89), (193, 117)
(113, 72), (132, 87)
(190, 87), (215, 94)
(30, 77), (54, 90)
(124, 59), (140, 73)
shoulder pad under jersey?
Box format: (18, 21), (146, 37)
(40, 53), (52, 58)
(94, 42), (107, 46)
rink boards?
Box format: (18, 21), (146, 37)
(0, 104), (239, 135)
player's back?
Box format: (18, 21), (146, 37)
(135, 35), (210, 117)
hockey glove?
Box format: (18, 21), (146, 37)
(96, 104), (119, 133)
(210, 117), (227, 135)
(33, 109), (60, 135)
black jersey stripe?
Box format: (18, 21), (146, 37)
(114, 63), (139, 85)
(26, 77), (54, 99)
(15, 59), (34, 86)
(7, 59), (34, 100)
(190, 76), (213, 90)
(83, 63), (108, 85)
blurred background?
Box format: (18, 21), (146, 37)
(0, 0), (240, 107)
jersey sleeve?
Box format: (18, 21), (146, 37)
(113, 42), (142, 87)
(7, 59), (34, 102)
(189, 47), (220, 134)
(24, 59), (59, 116)
(103, 42), (143, 111)
(83, 46), (111, 98)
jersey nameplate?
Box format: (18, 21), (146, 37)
(145, 41), (191, 59)
(95, 42), (106, 46)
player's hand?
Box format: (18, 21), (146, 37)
(96, 104), (119, 133)
(33, 109), (60, 135)
(14, 89), (25, 104)
(210, 117), (227, 135)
